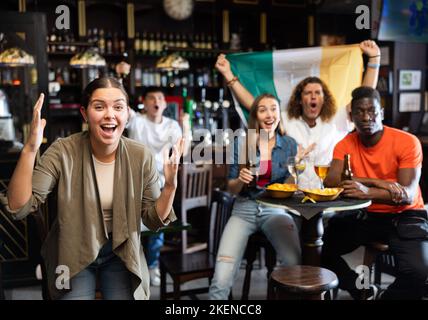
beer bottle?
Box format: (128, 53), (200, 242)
(341, 154), (353, 181)
(247, 159), (258, 189)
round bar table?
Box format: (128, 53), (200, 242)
(256, 192), (371, 266)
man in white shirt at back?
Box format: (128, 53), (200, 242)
(127, 86), (184, 286)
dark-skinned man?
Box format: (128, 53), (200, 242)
(322, 86), (428, 300)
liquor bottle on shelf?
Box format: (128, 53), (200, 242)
(194, 88), (206, 131)
(49, 28), (57, 53)
(182, 87), (194, 131)
(119, 32), (126, 53)
(134, 63), (142, 86)
(161, 32), (168, 52)
(193, 34), (200, 58)
(62, 67), (70, 84)
(69, 32), (77, 53)
(56, 31), (63, 52)
(181, 33), (189, 49)
(134, 32), (141, 54)
(106, 30), (113, 54)
(92, 28), (99, 52)
(212, 34), (219, 52)
(220, 88), (231, 131)
(155, 32), (162, 56)
(171, 70), (180, 87)
(193, 34), (200, 49)
(48, 66), (55, 82)
(63, 31), (70, 53)
(55, 68), (64, 85)
(148, 32), (156, 56)
(113, 32), (120, 54)
(161, 71), (168, 87)
(206, 34), (213, 50)
(180, 72), (189, 87)
(212, 68), (219, 88)
(154, 69), (161, 87)
(168, 32), (175, 48)
(141, 31), (149, 55)
(203, 90), (213, 132)
(99, 29), (106, 54)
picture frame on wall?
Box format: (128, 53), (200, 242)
(399, 92), (421, 112)
(398, 69), (422, 91)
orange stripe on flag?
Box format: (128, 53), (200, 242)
(320, 44), (363, 110)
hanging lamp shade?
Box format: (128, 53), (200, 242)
(156, 53), (189, 71)
(70, 48), (106, 68)
(0, 47), (34, 67)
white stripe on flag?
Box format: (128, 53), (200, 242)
(272, 47), (322, 116)
(231, 92), (248, 127)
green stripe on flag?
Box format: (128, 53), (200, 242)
(227, 51), (277, 121)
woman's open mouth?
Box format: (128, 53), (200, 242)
(262, 120), (276, 130)
(100, 124), (117, 136)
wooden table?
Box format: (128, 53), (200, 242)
(256, 193), (371, 266)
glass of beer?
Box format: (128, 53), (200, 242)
(314, 163), (330, 189)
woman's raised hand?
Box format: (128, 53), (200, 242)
(163, 138), (185, 189)
(25, 93), (47, 153)
(215, 54), (234, 80)
(296, 143), (316, 163)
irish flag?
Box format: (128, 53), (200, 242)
(227, 44), (364, 126)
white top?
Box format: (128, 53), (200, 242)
(282, 105), (354, 189)
(92, 156), (115, 233)
(127, 110), (182, 187)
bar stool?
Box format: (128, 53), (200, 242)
(360, 242), (393, 299)
(269, 265), (338, 300)
(241, 231), (276, 300)
(363, 242), (391, 285)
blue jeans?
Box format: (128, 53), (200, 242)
(58, 238), (133, 300)
(146, 232), (164, 269)
(209, 197), (302, 300)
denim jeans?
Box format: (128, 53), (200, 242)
(146, 232), (164, 269)
(321, 209), (428, 300)
(58, 238), (133, 300)
(209, 197), (302, 300)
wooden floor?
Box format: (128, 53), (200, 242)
(3, 246), (395, 300)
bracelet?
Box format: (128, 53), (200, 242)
(226, 76), (238, 87)
(367, 62), (380, 69)
(368, 55), (381, 58)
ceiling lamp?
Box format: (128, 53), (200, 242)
(156, 53), (189, 71)
(0, 47), (34, 67)
(70, 48), (106, 68)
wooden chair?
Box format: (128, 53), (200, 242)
(241, 231), (277, 300)
(178, 162), (213, 254)
(159, 190), (234, 300)
(0, 237), (4, 300)
(269, 265), (339, 300)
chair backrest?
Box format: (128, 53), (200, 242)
(180, 162), (213, 211)
(208, 190), (235, 255)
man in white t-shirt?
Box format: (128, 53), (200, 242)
(215, 40), (381, 188)
(127, 86), (184, 286)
